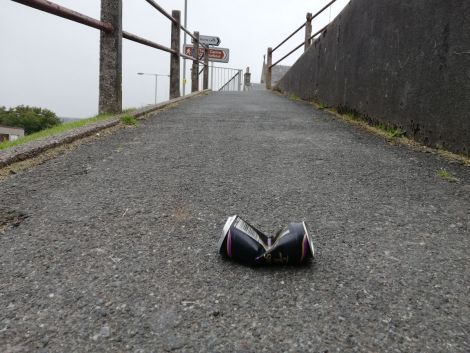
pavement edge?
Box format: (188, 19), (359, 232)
(0, 90), (211, 169)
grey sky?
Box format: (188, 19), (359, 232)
(0, 0), (349, 118)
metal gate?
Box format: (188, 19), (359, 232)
(208, 65), (243, 92)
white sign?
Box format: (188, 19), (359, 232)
(194, 35), (221, 47)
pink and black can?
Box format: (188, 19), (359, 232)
(218, 215), (315, 266)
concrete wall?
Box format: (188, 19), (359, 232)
(277, 0), (470, 155)
(261, 63), (291, 85)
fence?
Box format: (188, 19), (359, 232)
(11, 0), (212, 114)
(210, 66), (243, 92)
(265, 0), (343, 89)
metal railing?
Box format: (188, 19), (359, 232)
(11, 0), (210, 114)
(218, 73), (241, 92)
(265, 0), (342, 89)
(192, 64), (243, 92)
(209, 66), (243, 92)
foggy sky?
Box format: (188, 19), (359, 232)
(0, 0), (349, 118)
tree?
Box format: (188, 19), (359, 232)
(0, 106), (61, 135)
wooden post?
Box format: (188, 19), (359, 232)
(170, 10), (181, 99)
(266, 47), (272, 90)
(99, 0), (122, 114)
(305, 12), (313, 51)
(203, 47), (209, 90)
(191, 31), (200, 93)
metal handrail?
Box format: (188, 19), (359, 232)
(181, 53), (194, 61)
(269, 25), (328, 69)
(11, 0), (113, 32)
(181, 27), (207, 49)
(268, 0), (339, 70)
(211, 65), (244, 71)
(143, 0), (208, 49)
(309, 24), (329, 42)
(311, 0), (338, 22)
(143, 0), (174, 22)
(272, 22), (306, 53)
(11, 0), (212, 110)
(13, 0), (205, 63)
(123, 31), (176, 55)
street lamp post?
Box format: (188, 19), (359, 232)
(137, 72), (170, 105)
(182, 0), (188, 96)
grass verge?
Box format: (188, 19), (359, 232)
(339, 111), (406, 139)
(120, 115), (138, 126)
(0, 113), (113, 151)
(306, 99), (470, 166)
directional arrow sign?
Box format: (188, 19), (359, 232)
(184, 45), (230, 63)
(195, 35), (221, 46)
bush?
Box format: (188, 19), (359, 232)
(0, 105), (61, 135)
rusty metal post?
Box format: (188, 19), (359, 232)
(191, 31), (200, 92)
(203, 47), (209, 90)
(305, 12), (313, 51)
(169, 10), (181, 99)
(266, 47), (273, 90)
(99, 0), (122, 114)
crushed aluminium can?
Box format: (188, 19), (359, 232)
(218, 215), (315, 266)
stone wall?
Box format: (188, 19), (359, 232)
(277, 0), (470, 155)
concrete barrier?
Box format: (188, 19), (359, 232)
(277, 0), (470, 155)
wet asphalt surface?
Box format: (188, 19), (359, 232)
(0, 91), (469, 353)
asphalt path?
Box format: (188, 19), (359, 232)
(1, 91), (469, 352)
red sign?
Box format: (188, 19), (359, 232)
(183, 45), (230, 63)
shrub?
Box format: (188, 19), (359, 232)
(0, 105), (61, 135)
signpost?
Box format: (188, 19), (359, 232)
(194, 35), (221, 47)
(184, 45), (230, 63)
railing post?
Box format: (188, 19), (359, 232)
(170, 10), (181, 99)
(266, 47), (272, 90)
(99, 0), (122, 114)
(191, 31), (200, 92)
(203, 47), (209, 90)
(305, 12), (313, 51)
(211, 62), (214, 90)
(244, 67), (251, 91)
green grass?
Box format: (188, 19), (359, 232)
(318, 102), (328, 110)
(0, 113), (113, 151)
(120, 114), (138, 126)
(436, 168), (459, 182)
(341, 111), (406, 139)
(288, 93), (302, 101)
(376, 123), (406, 138)
(344, 112), (359, 121)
